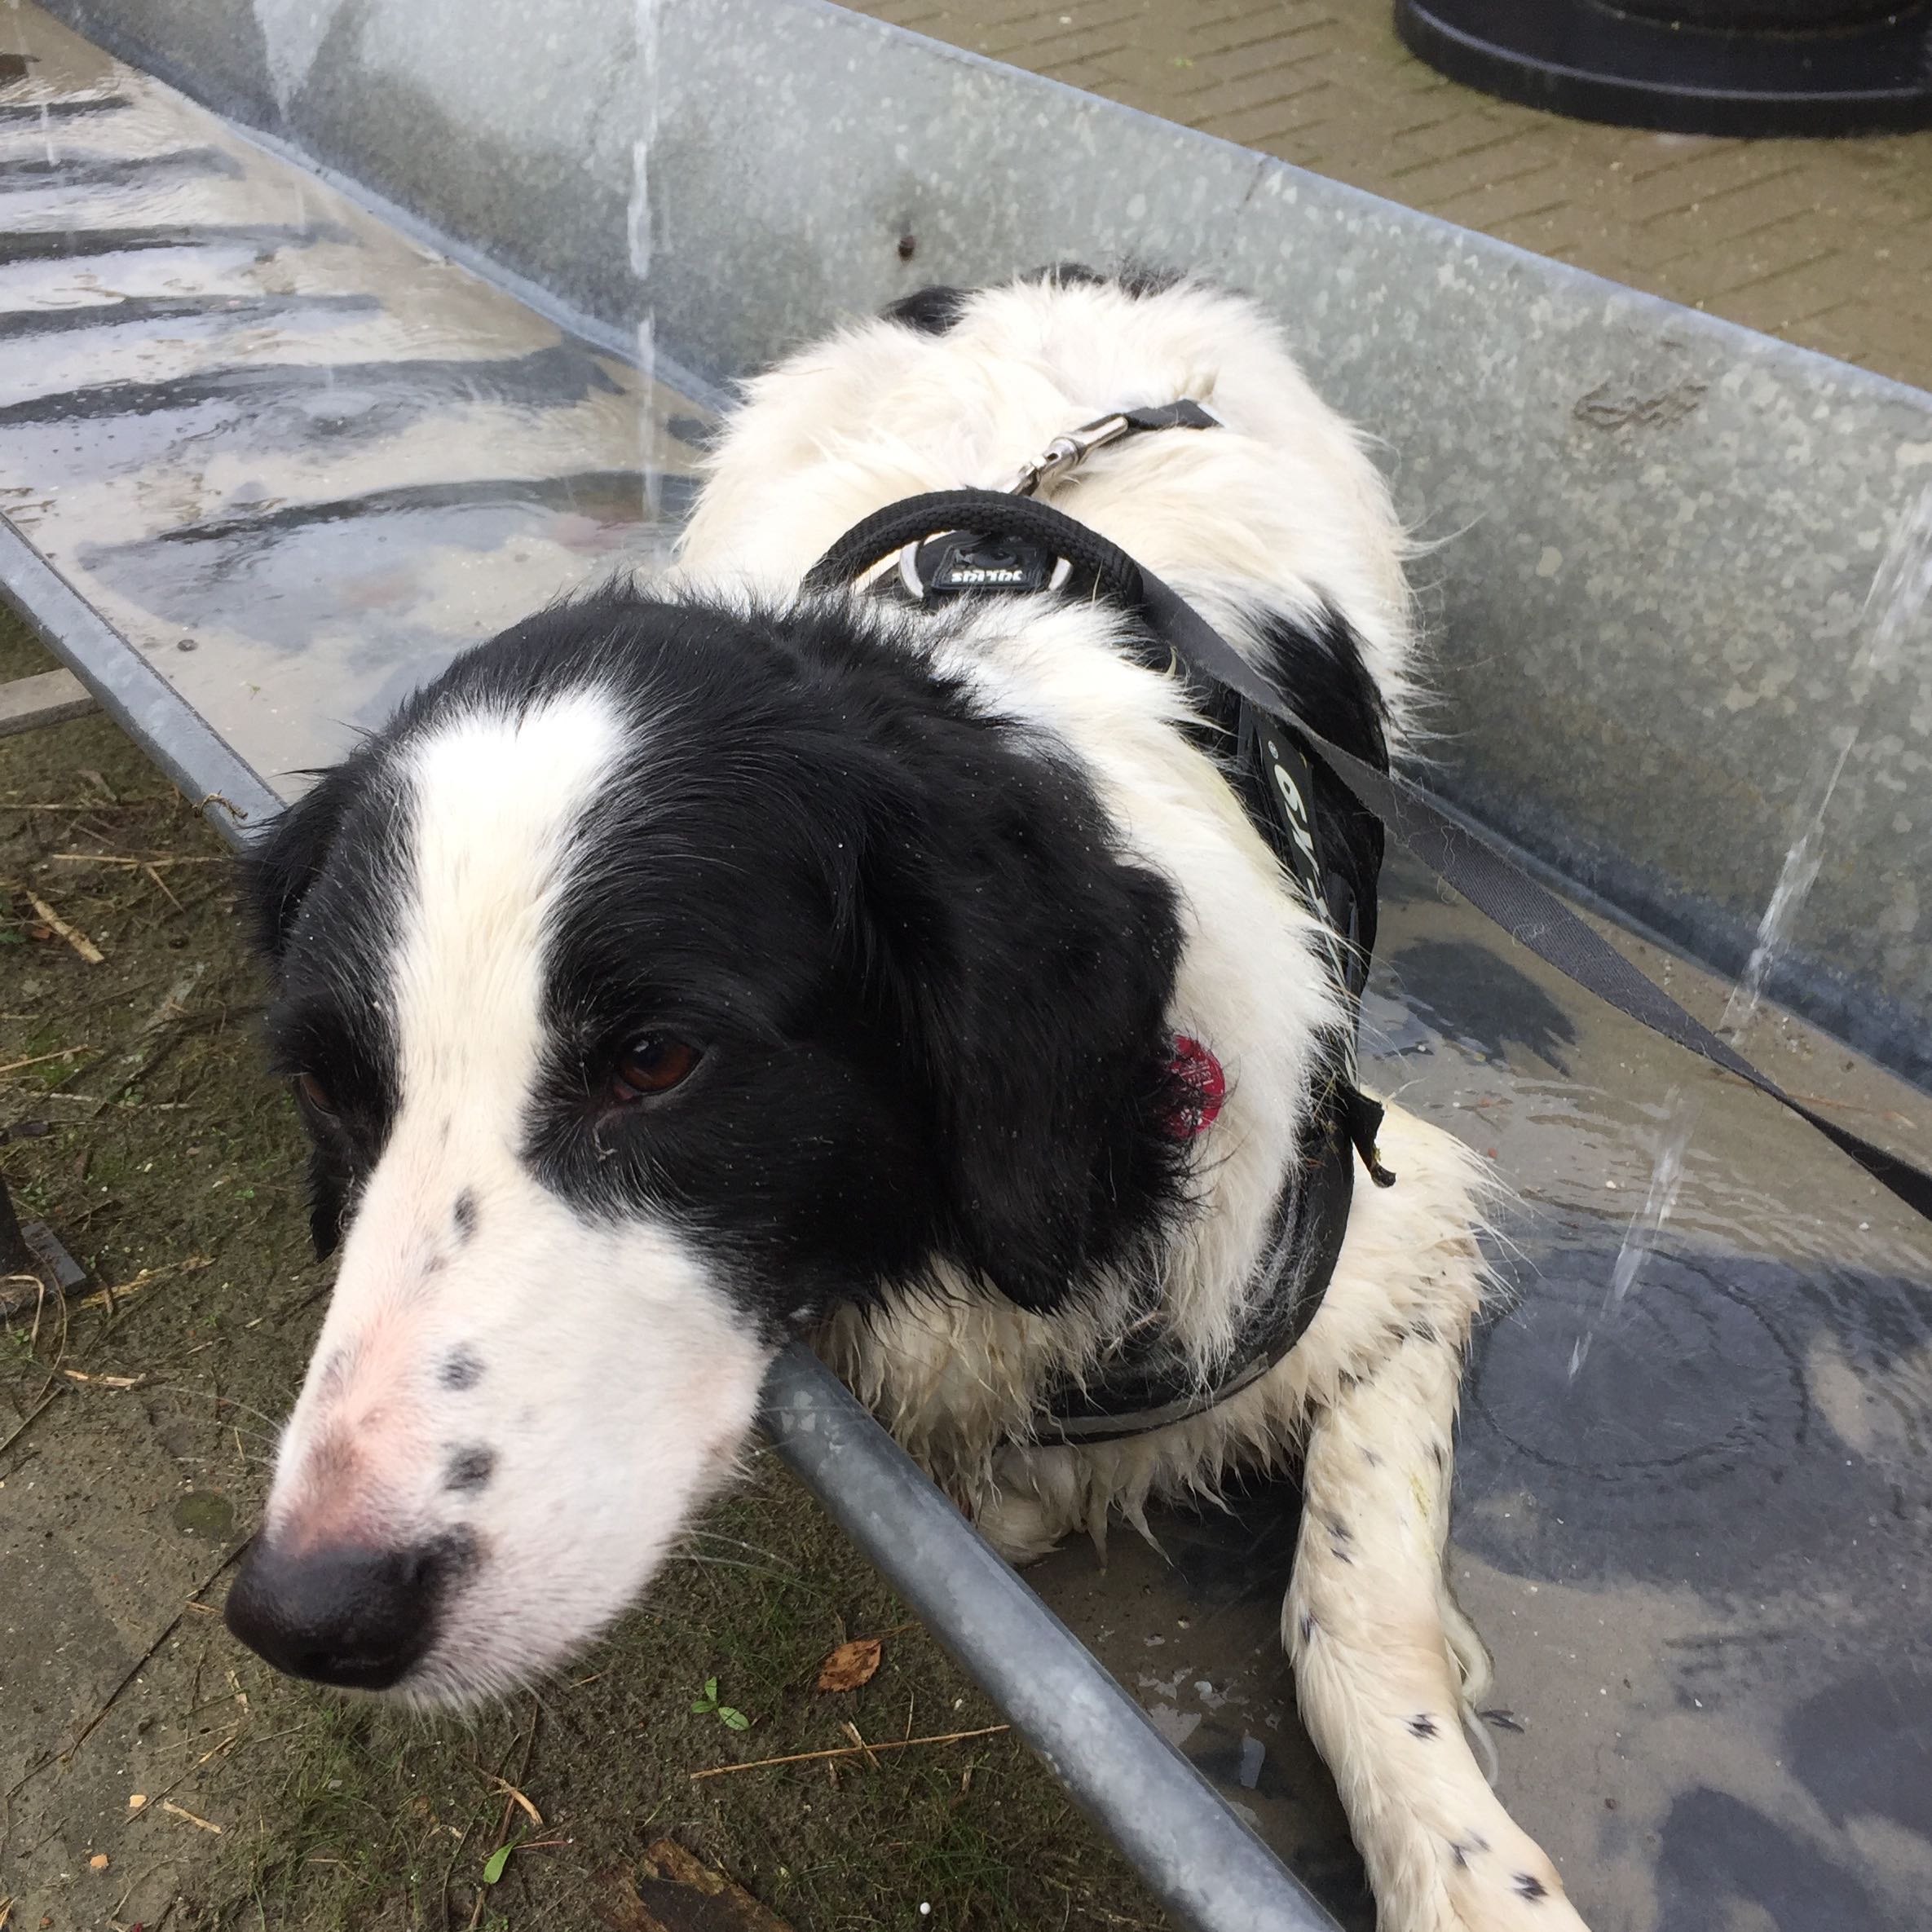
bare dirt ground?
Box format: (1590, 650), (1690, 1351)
(0, 602), (1165, 1932)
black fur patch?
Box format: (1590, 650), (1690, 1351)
(883, 284), (972, 335)
(245, 585), (1189, 1334)
(882, 263), (1183, 338)
(245, 749), (410, 1259)
(439, 1348), (483, 1392)
(443, 1446), (495, 1493)
(1030, 261), (1184, 301)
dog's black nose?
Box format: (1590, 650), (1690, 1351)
(223, 1532), (469, 1689)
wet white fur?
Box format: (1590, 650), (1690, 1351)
(687, 277), (1591, 1932)
(262, 693), (774, 1703)
(679, 275), (1420, 737)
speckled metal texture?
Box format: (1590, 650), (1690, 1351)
(2, 12), (1930, 1930)
(28, 0), (1932, 1092)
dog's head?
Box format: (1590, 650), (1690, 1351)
(224, 587), (1182, 1702)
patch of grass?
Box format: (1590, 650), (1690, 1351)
(0, 602), (1163, 1931)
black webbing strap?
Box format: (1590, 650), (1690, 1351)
(1131, 570), (1932, 1226)
(803, 490), (1143, 600)
(1043, 1089), (1356, 1444)
(806, 490), (1932, 1228)
(1110, 401), (1220, 434)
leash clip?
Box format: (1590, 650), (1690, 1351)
(1007, 400), (1220, 498)
(1009, 413), (1133, 497)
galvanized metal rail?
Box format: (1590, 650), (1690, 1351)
(765, 1346), (1344, 1932)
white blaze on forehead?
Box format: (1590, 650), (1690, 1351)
(258, 680), (780, 1695)
(266, 688), (630, 1539)
(395, 688), (623, 1125)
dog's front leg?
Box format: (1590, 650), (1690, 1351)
(1286, 1324), (1590, 1932)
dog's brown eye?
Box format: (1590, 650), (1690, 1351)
(611, 1034), (701, 1103)
(294, 1072), (333, 1115)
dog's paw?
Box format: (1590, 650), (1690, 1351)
(970, 1488), (1071, 1565)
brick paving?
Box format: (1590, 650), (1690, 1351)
(853, 0), (1932, 393)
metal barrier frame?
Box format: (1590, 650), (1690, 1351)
(10, 0), (1932, 1921)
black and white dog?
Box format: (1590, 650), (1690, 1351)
(227, 269), (1587, 1932)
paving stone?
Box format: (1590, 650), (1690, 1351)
(1175, 55), (1337, 119)
(1432, 171), (1582, 236)
(851, 0), (1932, 395)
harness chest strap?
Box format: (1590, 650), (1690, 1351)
(807, 409), (1390, 1441)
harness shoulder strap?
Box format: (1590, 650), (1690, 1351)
(805, 489), (1932, 1229)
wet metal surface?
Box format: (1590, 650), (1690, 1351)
(34, 0), (1932, 1088)
(1029, 852), (1932, 1930)
(0, 4), (704, 791)
(3, 11), (1930, 1930)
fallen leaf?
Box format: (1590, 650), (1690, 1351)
(487, 1777), (543, 1827)
(815, 1637), (883, 1693)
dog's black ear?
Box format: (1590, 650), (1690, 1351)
(240, 762), (359, 968)
(851, 734), (1184, 1312)
(880, 284), (972, 335)
(240, 762), (368, 1260)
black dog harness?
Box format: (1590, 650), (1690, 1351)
(806, 404), (1932, 1443)
(806, 406), (1395, 1442)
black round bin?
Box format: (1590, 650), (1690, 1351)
(1394, 0), (1932, 135)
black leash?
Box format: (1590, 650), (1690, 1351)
(807, 488), (1932, 1230)
(1136, 570), (1932, 1226)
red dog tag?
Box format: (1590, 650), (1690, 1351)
(1164, 1034), (1225, 1139)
